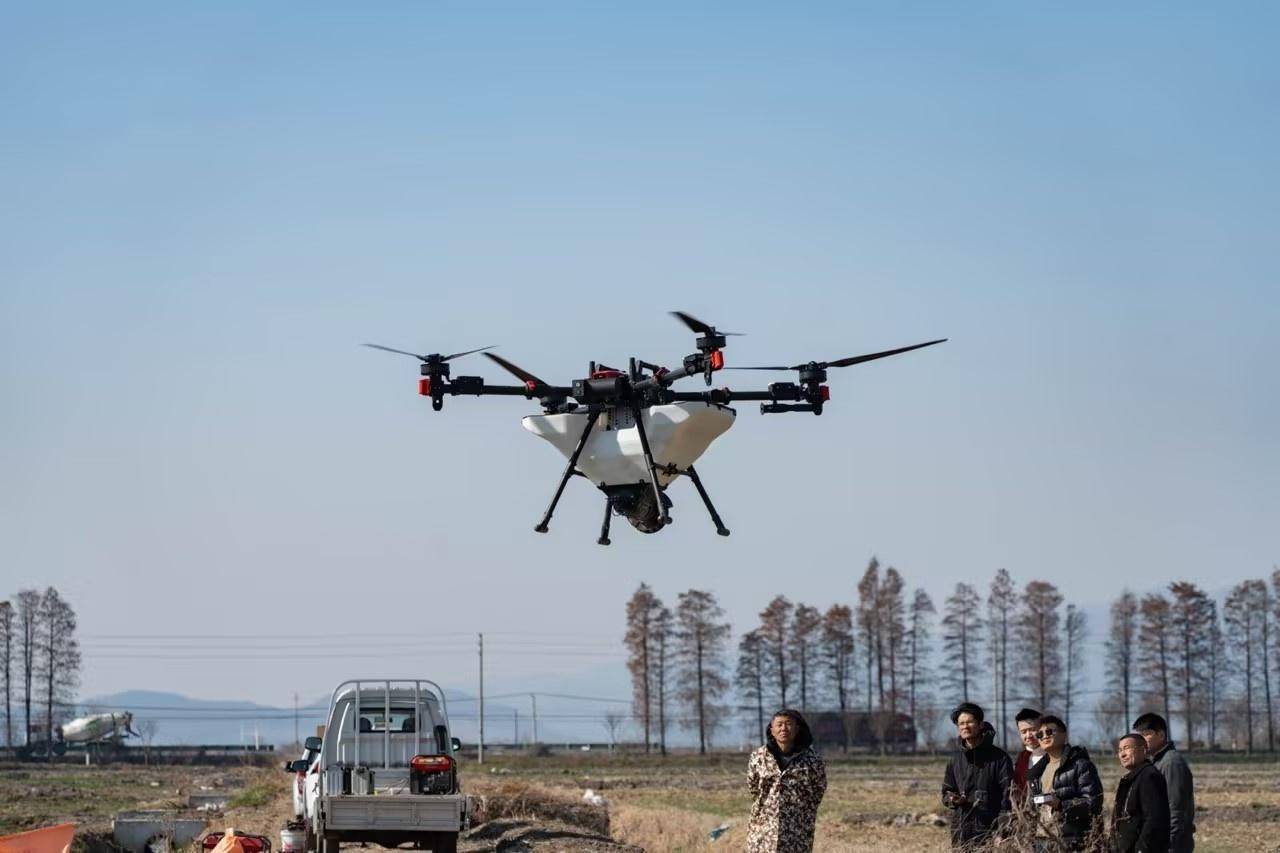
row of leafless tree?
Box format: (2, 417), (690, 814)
(624, 563), (1280, 752)
(1101, 573), (1280, 753)
(0, 587), (82, 753)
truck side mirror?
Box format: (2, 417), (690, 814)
(304, 736), (323, 751)
(451, 737), (462, 753)
(288, 759), (310, 772)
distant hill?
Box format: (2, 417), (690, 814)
(79, 688), (533, 748)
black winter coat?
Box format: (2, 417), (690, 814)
(1027, 744), (1105, 849)
(1111, 760), (1171, 853)
(941, 723), (1014, 847)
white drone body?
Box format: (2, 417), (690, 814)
(522, 402), (736, 488)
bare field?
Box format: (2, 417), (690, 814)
(3, 753), (1279, 852)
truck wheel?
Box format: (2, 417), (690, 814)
(319, 835), (339, 853)
(429, 835), (457, 853)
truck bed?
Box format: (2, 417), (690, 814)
(324, 793), (468, 832)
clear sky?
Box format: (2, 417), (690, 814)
(3, 3), (1277, 717)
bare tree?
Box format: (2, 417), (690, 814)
(1106, 591), (1140, 728)
(1063, 604), (1088, 731)
(1225, 581), (1261, 752)
(138, 719), (159, 765)
(857, 558), (882, 711)
(1204, 600), (1222, 749)
(624, 583), (664, 753)
(35, 588), (80, 757)
(987, 569), (1016, 748)
(1267, 568), (1280, 751)
(880, 568), (906, 713)
(1169, 581), (1214, 748)
(820, 605), (856, 750)
(736, 630), (766, 743)
(757, 596), (793, 708)
(906, 589), (935, 749)
(653, 605), (672, 755)
(1018, 581), (1064, 711)
(0, 600), (12, 752)
(602, 711), (624, 753)
(15, 590), (41, 745)
(942, 583), (983, 703)
(1138, 593), (1174, 729)
(790, 605), (822, 713)
(674, 589), (731, 754)
(1093, 695), (1126, 745)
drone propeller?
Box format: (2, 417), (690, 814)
(362, 343), (496, 362)
(484, 352), (553, 387)
(727, 338), (948, 371)
(669, 310), (745, 337)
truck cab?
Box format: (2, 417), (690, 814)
(306, 680), (470, 853)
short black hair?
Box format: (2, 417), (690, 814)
(1132, 713), (1167, 734)
(1036, 714), (1067, 733)
(951, 702), (984, 725)
(1118, 732), (1147, 749)
(1015, 708), (1041, 724)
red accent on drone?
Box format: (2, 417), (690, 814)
(820, 385), (831, 401)
(525, 379), (538, 392)
(418, 378), (432, 396)
(709, 350), (724, 371)
(591, 369), (623, 380)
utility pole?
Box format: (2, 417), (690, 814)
(294, 692), (299, 747)
(530, 694), (539, 747)
(478, 633), (485, 765)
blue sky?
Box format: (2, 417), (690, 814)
(2, 3), (1276, 720)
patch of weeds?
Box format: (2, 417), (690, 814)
(228, 785), (274, 809)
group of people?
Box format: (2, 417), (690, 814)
(942, 703), (1194, 852)
(743, 706), (1194, 853)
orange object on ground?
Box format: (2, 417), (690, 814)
(0, 823), (76, 853)
(210, 832), (246, 853)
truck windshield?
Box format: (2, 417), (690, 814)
(357, 707), (417, 732)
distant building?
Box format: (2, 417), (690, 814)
(806, 711), (917, 753)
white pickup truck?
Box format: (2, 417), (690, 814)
(305, 680), (471, 853)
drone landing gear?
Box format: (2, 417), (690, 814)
(534, 409), (601, 534)
(685, 465), (730, 537)
(597, 496), (612, 546)
(630, 402), (670, 529)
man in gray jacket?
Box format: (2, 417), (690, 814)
(1134, 712), (1195, 851)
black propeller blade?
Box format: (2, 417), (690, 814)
(484, 352), (552, 387)
(726, 338), (948, 371)
(363, 343), (496, 362)
(669, 311), (745, 337)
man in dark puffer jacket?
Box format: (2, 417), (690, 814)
(1111, 732), (1170, 853)
(1027, 714), (1104, 851)
(941, 702), (1013, 849)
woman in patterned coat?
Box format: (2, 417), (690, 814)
(746, 709), (828, 853)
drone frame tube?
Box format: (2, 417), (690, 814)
(629, 401), (671, 529)
(533, 408), (601, 533)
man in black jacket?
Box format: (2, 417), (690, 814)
(941, 702), (1013, 849)
(1026, 714), (1103, 851)
(1112, 733), (1170, 853)
(1134, 712), (1195, 851)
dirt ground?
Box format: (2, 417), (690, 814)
(4, 752), (1280, 852)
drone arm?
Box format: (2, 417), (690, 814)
(668, 389), (790, 404)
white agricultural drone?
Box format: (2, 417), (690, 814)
(366, 312), (945, 545)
